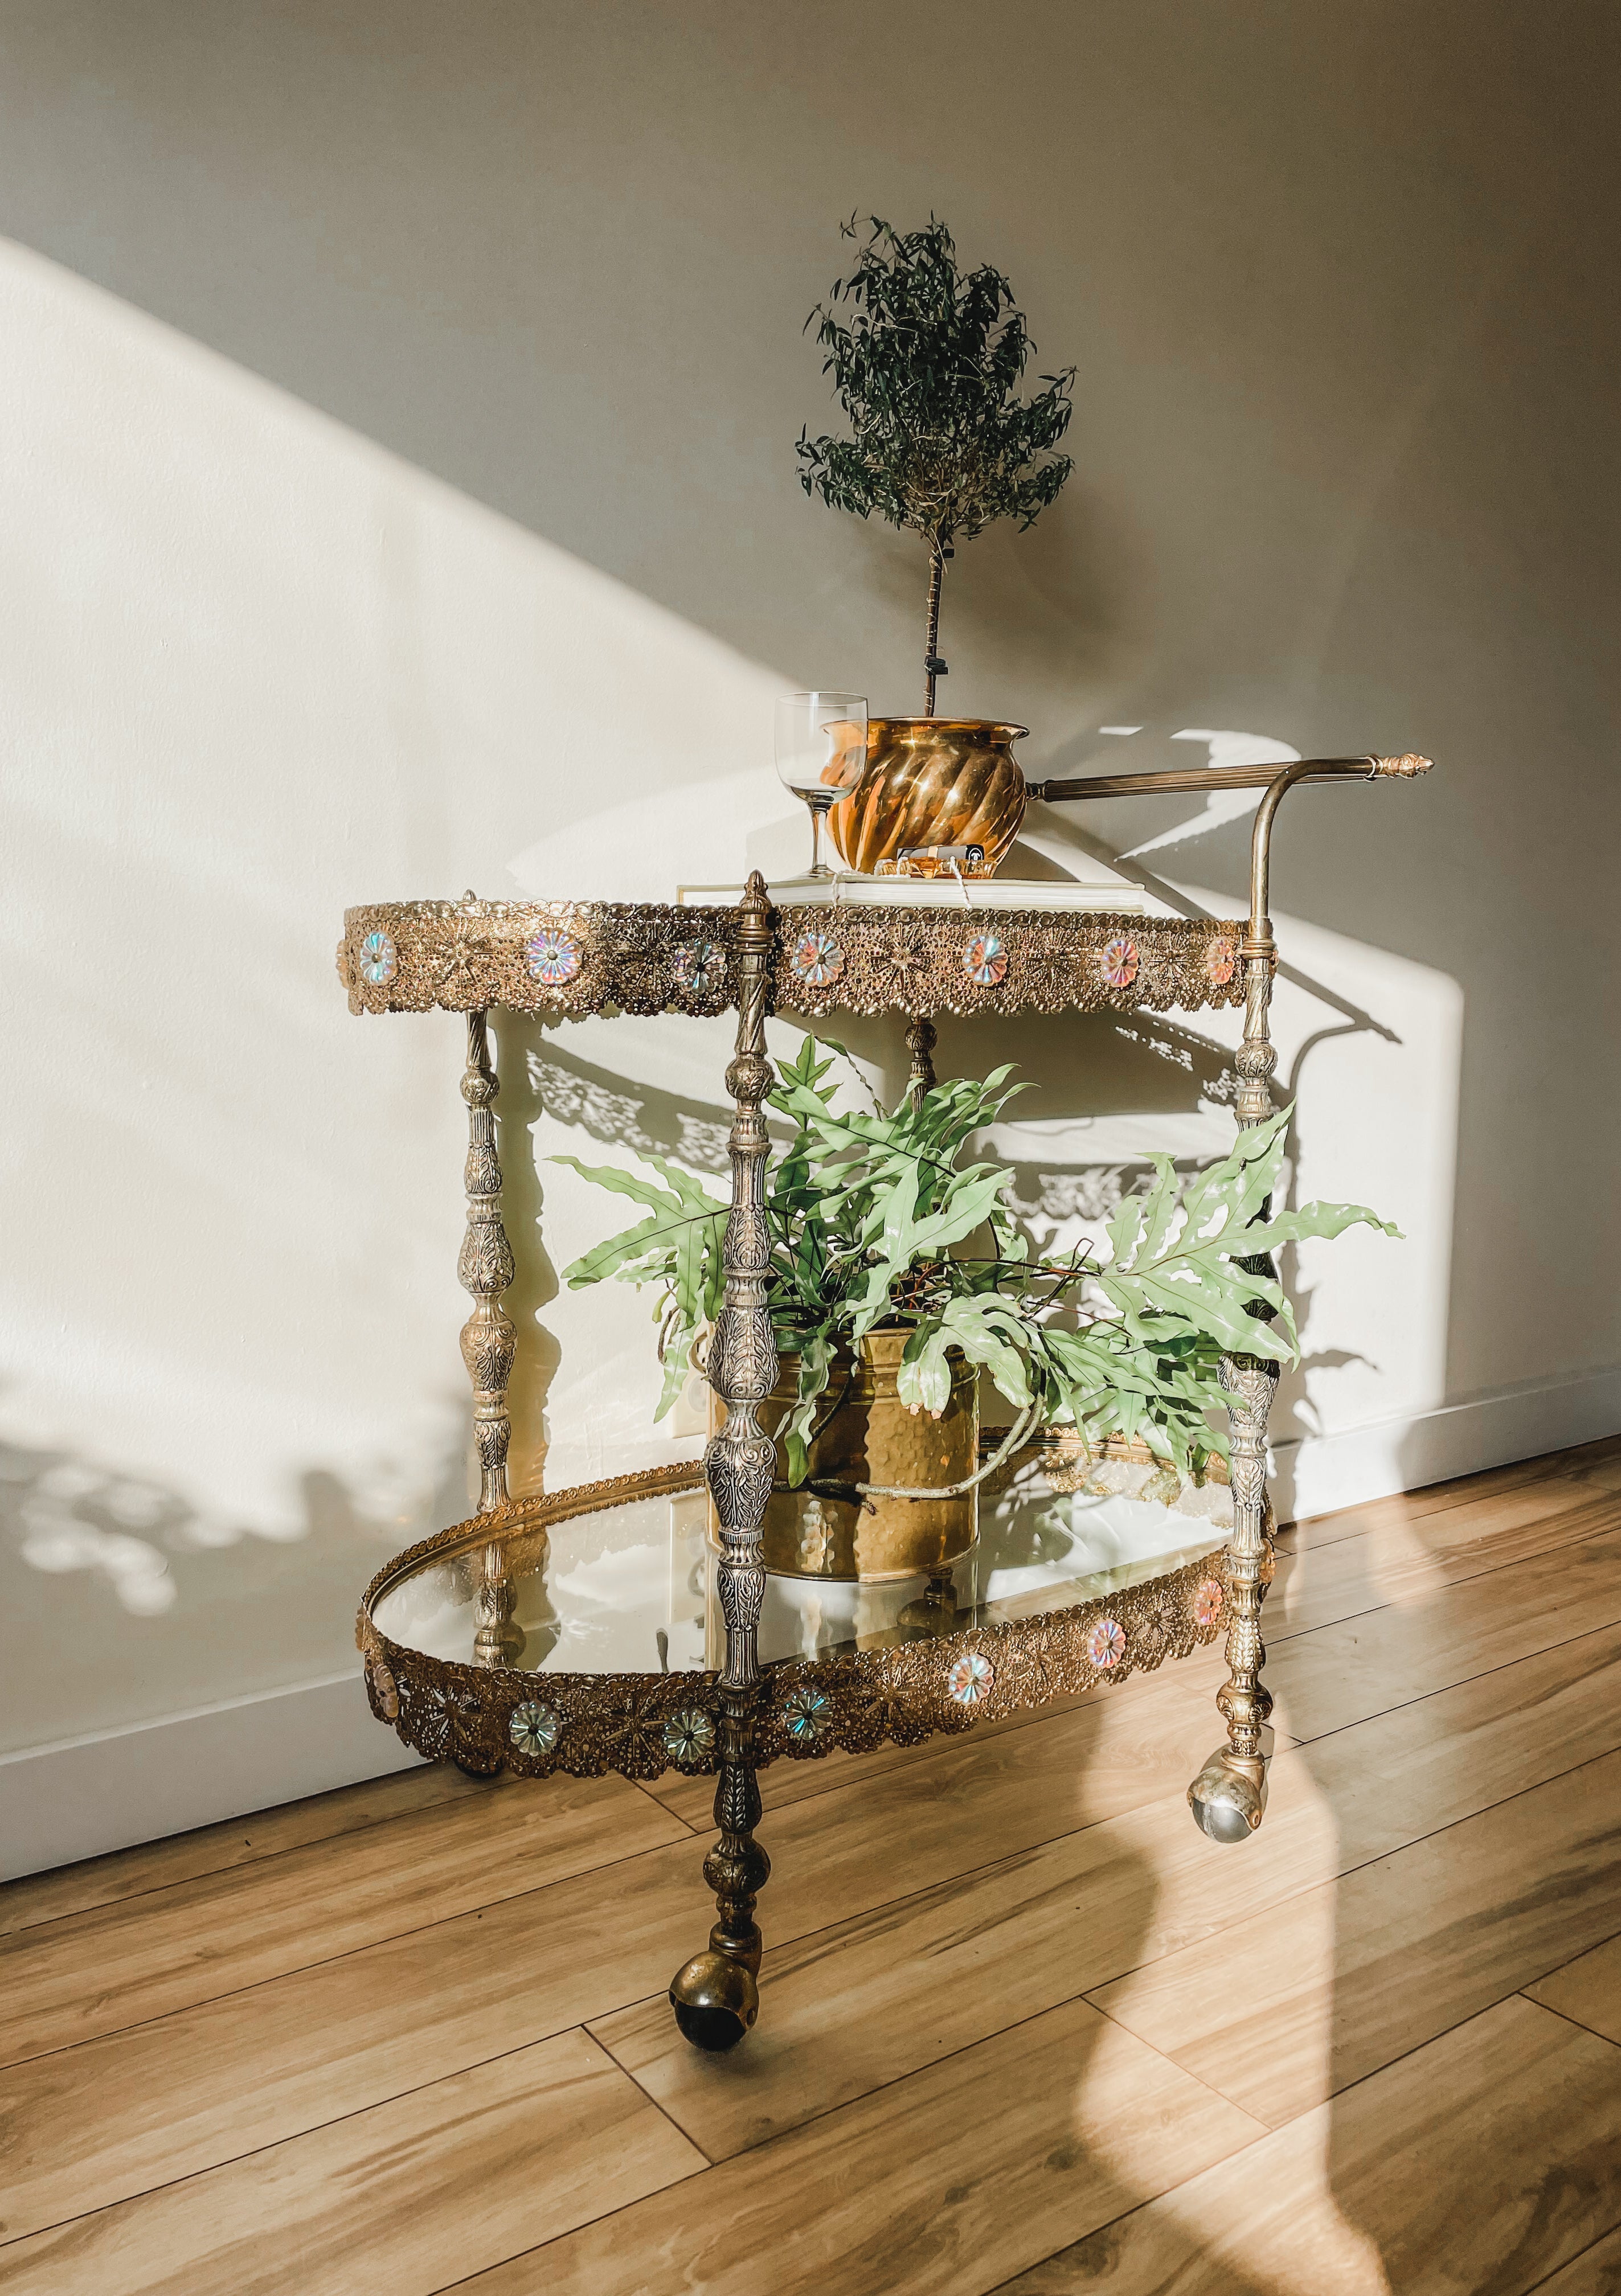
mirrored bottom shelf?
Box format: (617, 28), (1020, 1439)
(372, 1452), (1233, 1680)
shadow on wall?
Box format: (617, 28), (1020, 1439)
(0, 232), (797, 1748)
(0, 11), (1612, 2284)
(0, 230), (1467, 1776)
(494, 804), (1460, 1519)
(0, 1416), (471, 1756)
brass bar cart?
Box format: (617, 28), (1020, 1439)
(345, 752), (1429, 2051)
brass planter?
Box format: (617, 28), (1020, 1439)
(708, 1330), (978, 1581)
(829, 717), (1029, 878)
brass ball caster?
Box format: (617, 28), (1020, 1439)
(669, 1950), (759, 2053)
(1188, 1747), (1266, 1843)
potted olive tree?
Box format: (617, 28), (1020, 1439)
(798, 216), (1075, 875)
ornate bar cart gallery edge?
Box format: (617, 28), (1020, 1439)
(342, 752), (1430, 2052)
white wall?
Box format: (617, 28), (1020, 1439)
(1, 0), (1617, 1866)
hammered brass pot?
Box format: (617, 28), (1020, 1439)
(707, 1330), (978, 1581)
(829, 717), (1029, 878)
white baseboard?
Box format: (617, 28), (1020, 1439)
(6, 1363), (1616, 1883)
(1272, 1362), (1621, 1523)
(0, 1671), (423, 1883)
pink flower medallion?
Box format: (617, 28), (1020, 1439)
(963, 932), (1008, 987)
(1196, 1577), (1225, 1626)
(1206, 937), (1237, 987)
(525, 928), (582, 987)
(947, 1651), (996, 1705)
(791, 930), (845, 987)
(1099, 936), (1139, 990)
(1087, 1617), (1127, 1670)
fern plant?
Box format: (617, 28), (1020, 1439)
(555, 1038), (1395, 1487)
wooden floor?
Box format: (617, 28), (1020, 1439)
(5, 1440), (1621, 2294)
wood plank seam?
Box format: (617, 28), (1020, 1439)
(0, 1814), (705, 2076)
(11, 1603), (1618, 2087)
(0, 1775), (507, 1941)
(1278, 1612), (1621, 1748)
(593, 1955), (1272, 2168)
(1279, 1441), (1621, 1556)
(486, 2002), (1268, 2296)
(627, 1778), (705, 1834)
(1518, 2225), (1621, 2296)
(588, 1716), (1621, 2160)
(1517, 1977), (1621, 2053)
(650, 1506), (1621, 1830)
(10, 1441), (1619, 2294)
(15, 1620), (1609, 2250)
(0, 2022), (722, 2256)
(1078, 1735), (1621, 2020)
(979, 1994), (1621, 2296)
(1264, 1489), (1621, 1647)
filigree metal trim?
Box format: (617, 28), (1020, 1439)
(339, 897), (743, 1021)
(337, 897), (1247, 1022)
(356, 1459), (1232, 1785)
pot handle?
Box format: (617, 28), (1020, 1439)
(805, 1399), (1042, 1511)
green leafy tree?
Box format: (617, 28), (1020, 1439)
(554, 1038), (1397, 1487)
(798, 216), (1076, 715)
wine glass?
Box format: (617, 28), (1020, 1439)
(775, 692), (869, 880)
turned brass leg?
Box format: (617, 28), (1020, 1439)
(1190, 925), (1281, 1843)
(670, 872), (777, 2051)
(1189, 1354), (1279, 1840)
(670, 1688), (771, 2051)
(458, 1011), (517, 1511)
(906, 1014), (938, 1108)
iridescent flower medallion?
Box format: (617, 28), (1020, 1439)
(1206, 937), (1237, 988)
(790, 930), (845, 987)
(359, 929), (398, 986)
(1195, 1577), (1225, 1626)
(947, 1650), (996, 1705)
(781, 1684), (832, 1743)
(508, 1699), (561, 1756)
(1087, 1617), (1127, 1670)
(525, 928), (582, 987)
(962, 933), (1008, 987)
(662, 1707), (716, 1765)
(1099, 937), (1139, 990)
(673, 940), (724, 995)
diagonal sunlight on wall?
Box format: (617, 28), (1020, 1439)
(0, 235), (1464, 1761)
(1164, 885), (1463, 1515)
(0, 236), (789, 1750)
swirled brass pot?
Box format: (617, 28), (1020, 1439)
(707, 1331), (979, 1580)
(829, 718), (1029, 878)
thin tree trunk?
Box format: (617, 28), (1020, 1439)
(923, 543), (945, 716)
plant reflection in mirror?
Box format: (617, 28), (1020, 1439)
(554, 1036), (1397, 1488)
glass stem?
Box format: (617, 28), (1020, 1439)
(808, 795), (834, 879)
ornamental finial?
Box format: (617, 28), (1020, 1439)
(1370, 753), (1432, 777)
